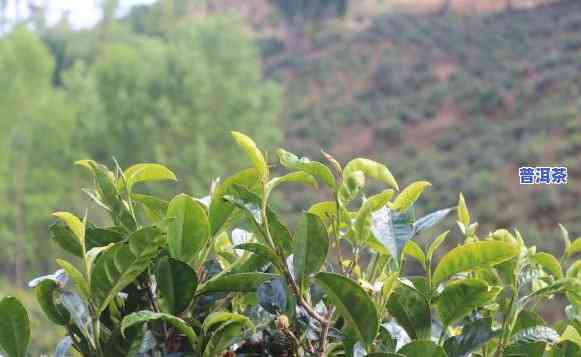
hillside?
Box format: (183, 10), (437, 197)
(263, 0), (581, 250)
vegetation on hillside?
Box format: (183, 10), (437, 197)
(1, 133), (580, 357)
(263, 0), (581, 252)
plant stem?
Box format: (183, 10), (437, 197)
(319, 307), (335, 355)
(261, 192), (329, 326)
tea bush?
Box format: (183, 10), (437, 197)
(1, 132), (580, 357)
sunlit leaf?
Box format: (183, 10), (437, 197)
(121, 163), (176, 190)
(265, 171), (318, 201)
(277, 148), (336, 188)
(343, 158), (399, 191)
(432, 241), (519, 286)
(531, 252), (563, 279)
(427, 231), (449, 262)
(390, 181), (431, 213)
(403, 240), (427, 270)
(231, 131), (268, 179)
(166, 193), (210, 264)
(457, 193), (470, 226)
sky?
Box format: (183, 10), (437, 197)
(5, 0), (156, 29)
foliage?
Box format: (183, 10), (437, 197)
(265, 0), (581, 254)
(0, 132), (579, 357)
(0, 11), (282, 282)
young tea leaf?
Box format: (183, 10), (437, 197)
(432, 241), (519, 286)
(390, 181), (431, 213)
(231, 131), (268, 179)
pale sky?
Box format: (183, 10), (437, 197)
(6, 0), (156, 29)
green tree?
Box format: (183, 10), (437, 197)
(0, 28), (80, 282)
(64, 16), (281, 195)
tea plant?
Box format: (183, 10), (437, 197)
(1, 132), (580, 357)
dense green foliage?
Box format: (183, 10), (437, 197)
(0, 4), (281, 281)
(265, 0), (581, 250)
(0, 133), (580, 357)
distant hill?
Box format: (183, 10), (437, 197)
(261, 0), (581, 250)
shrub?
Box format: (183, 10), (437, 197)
(1, 132), (580, 357)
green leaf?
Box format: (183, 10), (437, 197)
(436, 279), (502, 327)
(121, 310), (198, 349)
(209, 168), (260, 236)
(414, 208), (453, 234)
(561, 325), (581, 347)
(202, 311), (253, 334)
(53, 211), (85, 249)
(366, 354), (405, 357)
(566, 261), (581, 279)
(390, 181), (431, 213)
(432, 241), (519, 286)
(403, 240), (427, 270)
(86, 161), (137, 230)
(386, 281), (431, 340)
(314, 272), (378, 345)
(203, 319), (251, 357)
(91, 226), (164, 313)
(231, 131), (268, 179)
(504, 342), (546, 357)
(427, 231), (449, 262)
(155, 257), (198, 315)
(266, 210), (294, 255)
(294, 213), (329, 288)
(121, 163), (176, 190)
(265, 171), (318, 201)
(49, 221), (83, 257)
(519, 278), (581, 307)
(339, 170), (366, 205)
(549, 340), (581, 357)
(167, 193), (210, 264)
(56, 259), (90, 300)
(222, 185), (263, 226)
(370, 206), (414, 267)
(234, 243), (281, 268)
(354, 190), (395, 244)
(457, 193), (470, 226)
(34, 279), (69, 325)
(343, 158), (399, 191)
(398, 340), (448, 357)
(444, 318), (498, 357)
(131, 194), (169, 222)
(512, 311), (546, 336)
(0, 296), (30, 357)
(559, 224), (571, 254)
(197, 272), (278, 295)
(277, 148), (336, 188)
(566, 238), (581, 257)
(531, 252), (563, 279)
